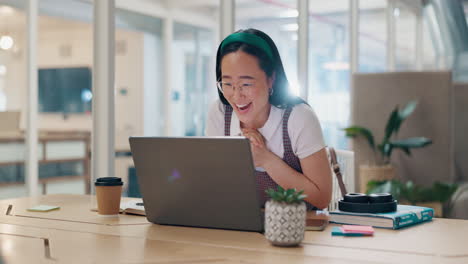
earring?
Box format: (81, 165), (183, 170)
(269, 88), (274, 96)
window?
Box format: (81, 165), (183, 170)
(171, 22), (214, 136)
(359, 0), (387, 72)
(236, 0), (299, 95)
(308, 0), (350, 150)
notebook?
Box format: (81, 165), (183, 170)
(330, 205), (434, 229)
(120, 200), (145, 216)
(91, 200), (145, 215)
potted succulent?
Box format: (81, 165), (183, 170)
(264, 186), (307, 247)
(343, 100), (432, 192)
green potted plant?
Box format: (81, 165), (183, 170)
(264, 186), (307, 247)
(367, 180), (458, 217)
(343, 100), (432, 192)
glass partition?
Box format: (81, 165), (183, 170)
(171, 22), (214, 136)
(422, 8), (437, 70)
(236, 0), (299, 95)
(37, 0), (93, 196)
(114, 9), (163, 195)
(395, 2), (416, 71)
(0, 0), (165, 198)
(0, 2), (28, 198)
(359, 0), (387, 72)
(308, 0), (350, 150)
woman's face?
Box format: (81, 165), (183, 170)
(220, 51), (273, 129)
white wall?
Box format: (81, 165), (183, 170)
(114, 30), (144, 150)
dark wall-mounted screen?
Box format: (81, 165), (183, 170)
(38, 67), (92, 113)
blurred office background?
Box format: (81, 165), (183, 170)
(0, 0), (466, 202)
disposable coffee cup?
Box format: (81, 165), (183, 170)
(95, 177), (123, 216)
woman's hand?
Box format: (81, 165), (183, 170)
(241, 128), (273, 167)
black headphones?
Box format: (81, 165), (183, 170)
(338, 193), (397, 213)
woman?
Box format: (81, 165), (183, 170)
(206, 28), (332, 209)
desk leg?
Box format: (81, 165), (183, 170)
(85, 175), (91, 194)
(42, 182), (47, 195)
(84, 138), (91, 194)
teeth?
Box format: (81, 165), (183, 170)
(236, 103), (250, 108)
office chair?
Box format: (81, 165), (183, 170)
(327, 148), (355, 211)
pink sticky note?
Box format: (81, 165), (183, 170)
(342, 225), (374, 234)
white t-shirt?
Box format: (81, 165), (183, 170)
(205, 100), (326, 161)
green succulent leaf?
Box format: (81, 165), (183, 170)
(343, 126), (375, 150)
(271, 192), (280, 201)
(265, 187), (307, 204)
(277, 192), (285, 201)
(265, 188), (274, 196)
(277, 185), (284, 193)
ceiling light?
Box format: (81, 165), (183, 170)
(0, 35), (14, 50)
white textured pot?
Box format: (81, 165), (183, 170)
(264, 200), (306, 247)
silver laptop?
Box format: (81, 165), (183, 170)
(129, 136), (264, 232)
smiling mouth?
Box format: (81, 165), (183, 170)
(236, 103), (252, 111)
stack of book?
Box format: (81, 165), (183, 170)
(330, 204), (434, 229)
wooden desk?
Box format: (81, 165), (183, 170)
(0, 194), (467, 263)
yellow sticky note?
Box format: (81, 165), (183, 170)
(27, 205), (60, 212)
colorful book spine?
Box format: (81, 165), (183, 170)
(393, 207), (434, 229)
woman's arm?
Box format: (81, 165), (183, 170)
(243, 128), (332, 209)
(262, 148), (332, 209)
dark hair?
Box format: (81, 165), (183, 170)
(216, 28), (306, 108)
